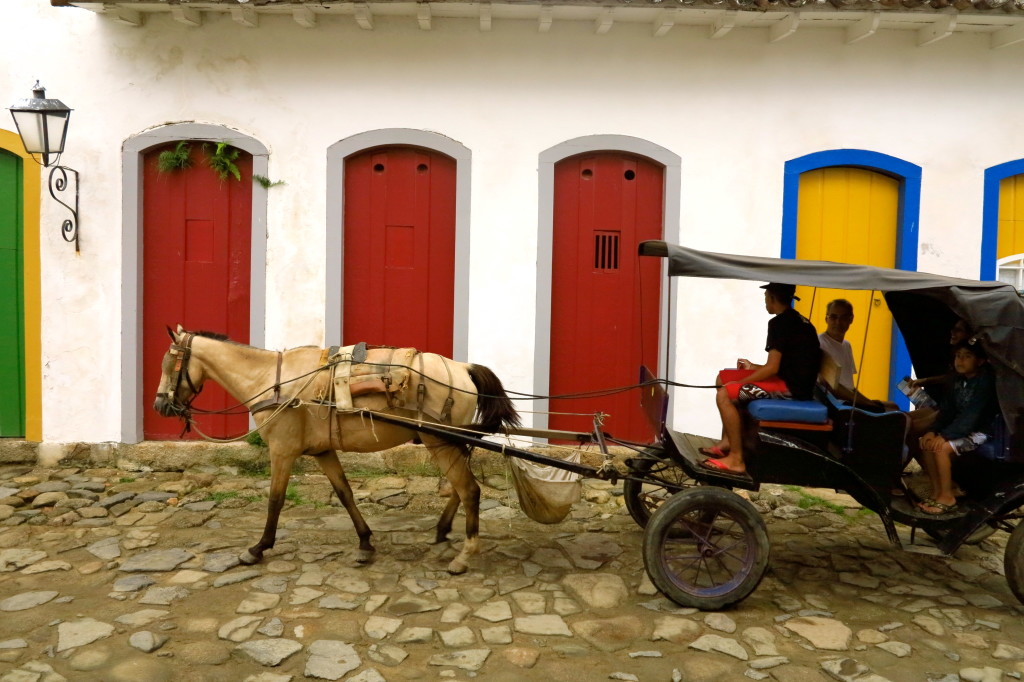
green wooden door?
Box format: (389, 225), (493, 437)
(0, 151), (24, 437)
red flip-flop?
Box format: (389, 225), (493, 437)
(699, 457), (747, 477)
(698, 445), (728, 458)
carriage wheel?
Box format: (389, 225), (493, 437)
(1004, 520), (1024, 606)
(642, 487), (770, 611)
(624, 448), (694, 528)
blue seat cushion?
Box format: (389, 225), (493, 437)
(748, 399), (828, 424)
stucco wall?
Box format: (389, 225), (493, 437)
(1, 0), (1022, 442)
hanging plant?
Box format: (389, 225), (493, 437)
(206, 142), (242, 182)
(156, 141), (193, 173)
(253, 174), (285, 189)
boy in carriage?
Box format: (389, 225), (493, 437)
(917, 340), (998, 515)
(701, 282), (821, 476)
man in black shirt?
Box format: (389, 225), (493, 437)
(703, 282), (821, 476)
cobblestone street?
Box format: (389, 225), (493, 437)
(0, 457), (1023, 682)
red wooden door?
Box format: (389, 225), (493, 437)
(550, 153), (663, 442)
(343, 147), (456, 355)
(142, 143), (252, 440)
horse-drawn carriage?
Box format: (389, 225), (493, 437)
(153, 240), (1024, 612)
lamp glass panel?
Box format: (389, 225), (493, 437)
(10, 110), (69, 155)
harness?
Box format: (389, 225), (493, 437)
(162, 332), (203, 433)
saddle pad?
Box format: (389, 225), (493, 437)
(748, 399), (828, 424)
(333, 346), (417, 411)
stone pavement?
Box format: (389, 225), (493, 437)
(0, 459), (1022, 682)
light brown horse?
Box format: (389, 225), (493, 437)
(153, 326), (520, 574)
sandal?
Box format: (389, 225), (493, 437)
(699, 457), (748, 477)
(698, 445), (728, 458)
(918, 499), (958, 515)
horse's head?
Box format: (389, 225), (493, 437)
(153, 325), (206, 419)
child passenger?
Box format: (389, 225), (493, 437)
(917, 340), (998, 515)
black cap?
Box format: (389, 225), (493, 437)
(760, 282), (800, 301)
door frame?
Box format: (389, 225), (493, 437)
(121, 123), (269, 444)
(781, 149), (921, 402)
(326, 130), (471, 360)
(536, 135), (681, 431)
(0, 130), (41, 441)
(981, 158), (1024, 281)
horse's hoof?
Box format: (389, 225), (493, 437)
(432, 533), (449, 545)
(239, 550), (261, 565)
(447, 559), (468, 575)
(355, 549), (374, 564)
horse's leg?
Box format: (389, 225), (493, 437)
(312, 451), (375, 563)
(434, 493), (461, 545)
(430, 441), (479, 575)
(240, 449), (299, 565)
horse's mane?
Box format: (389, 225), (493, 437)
(192, 330), (230, 341)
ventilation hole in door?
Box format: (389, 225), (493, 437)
(594, 231), (620, 271)
(624, 170), (636, 181)
(373, 163), (385, 173)
(417, 164), (428, 173)
(581, 169), (593, 179)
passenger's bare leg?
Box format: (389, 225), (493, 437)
(712, 390), (745, 473)
(920, 442), (957, 512)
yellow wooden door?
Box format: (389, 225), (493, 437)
(794, 167), (899, 401)
(997, 174), (1024, 290)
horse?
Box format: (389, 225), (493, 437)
(153, 325), (520, 574)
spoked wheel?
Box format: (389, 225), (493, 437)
(624, 448), (694, 527)
(1004, 520), (1024, 606)
(643, 487), (770, 611)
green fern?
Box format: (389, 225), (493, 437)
(206, 142), (241, 181)
(156, 141), (192, 173)
(253, 174), (285, 189)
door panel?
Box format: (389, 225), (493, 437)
(343, 147), (456, 356)
(550, 153), (663, 442)
(795, 167), (898, 400)
(997, 173), (1024, 259)
(0, 151), (24, 437)
(142, 143), (252, 440)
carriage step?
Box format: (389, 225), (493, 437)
(756, 419), (833, 432)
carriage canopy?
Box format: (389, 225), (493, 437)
(639, 240), (1024, 438)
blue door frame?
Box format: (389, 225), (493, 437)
(782, 149), (921, 404)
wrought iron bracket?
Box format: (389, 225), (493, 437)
(48, 165), (79, 252)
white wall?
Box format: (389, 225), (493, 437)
(2, 0), (1022, 441)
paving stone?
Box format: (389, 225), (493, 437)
(56, 618), (115, 652)
(473, 600), (513, 623)
(218, 616), (263, 642)
(202, 552), (241, 573)
(0, 591), (58, 612)
(214, 569), (260, 587)
(118, 548), (193, 572)
(237, 592), (280, 614)
(689, 634), (749, 660)
(237, 638), (303, 666)
(514, 614), (572, 636)
(114, 609), (170, 627)
(784, 616), (853, 651)
(394, 627), (433, 644)
(387, 595), (442, 615)
(704, 612), (737, 633)
(305, 640), (361, 680)
(129, 630), (168, 653)
(427, 648), (491, 672)
(139, 586), (190, 605)
(364, 616), (403, 639)
(0, 549), (47, 571)
(561, 574), (629, 609)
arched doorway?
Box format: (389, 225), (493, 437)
(783, 150), (921, 403)
(122, 123), (268, 443)
(548, 152), (664, 442)
(342, 146), (456, 355)
(794, 166), (899, 401)
(141, 142), (253, 440)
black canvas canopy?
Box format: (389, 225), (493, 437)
(639, 240), (1024, 439)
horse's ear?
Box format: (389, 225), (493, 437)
(166, 325), (176, 342)
(176, 324), (185, 335)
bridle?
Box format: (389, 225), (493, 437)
(162, 333), (203, 426)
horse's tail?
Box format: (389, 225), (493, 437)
(467, 364), (521, 433)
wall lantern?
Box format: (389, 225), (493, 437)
(8, 82), (79, 251)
